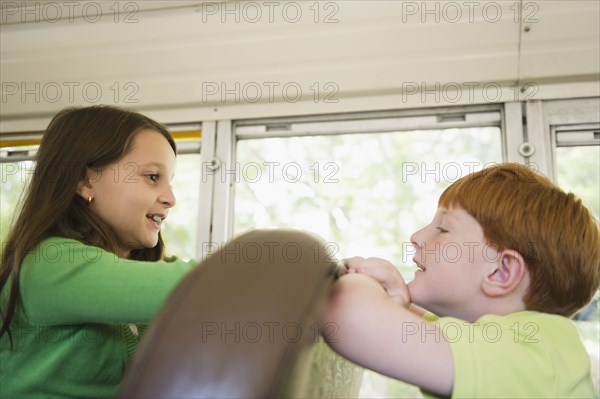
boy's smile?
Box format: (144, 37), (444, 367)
(408, 206), (500, 321)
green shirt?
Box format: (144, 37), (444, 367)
(425, 311), (598, 398)
(1, 237), (195, 398)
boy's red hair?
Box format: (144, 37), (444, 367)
(439, 163), (600, 317)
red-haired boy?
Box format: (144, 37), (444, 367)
(322, 163), (599, 397)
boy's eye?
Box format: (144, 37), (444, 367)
(146, 174), (159, 182)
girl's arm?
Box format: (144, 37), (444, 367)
(20, 237), (195, 325)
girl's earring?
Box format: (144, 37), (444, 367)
(87, 196), (93, 205)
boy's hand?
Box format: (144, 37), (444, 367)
(343, 257), (411, 308)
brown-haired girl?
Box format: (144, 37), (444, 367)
(1, 106), (195, 397)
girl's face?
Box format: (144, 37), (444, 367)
(84, 129), (177, 257)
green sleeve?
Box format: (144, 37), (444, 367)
(19, 237), (196, 325)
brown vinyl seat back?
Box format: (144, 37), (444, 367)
(118, 229), (363, 398)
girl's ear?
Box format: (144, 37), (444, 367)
(482, 249), (528, 297)
(76, 168), (94, 202)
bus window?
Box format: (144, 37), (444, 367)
(1, 157), (35, 245)
(161, 153), (201, 260)
(554, 125), (600, 391)
(555, 144), (600, 219)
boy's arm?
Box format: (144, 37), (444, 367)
(321, 272), (454, 397)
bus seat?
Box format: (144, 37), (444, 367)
(118, 229), (364, 398)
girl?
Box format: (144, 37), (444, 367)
(0, 106), (195, 398)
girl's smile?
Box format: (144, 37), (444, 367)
(81, 129), (177, 257)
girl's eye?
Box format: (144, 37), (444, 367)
(436, 226), (449, 233)
(146, 174), (159, 182)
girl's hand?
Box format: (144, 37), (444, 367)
(343, 256), (411, 308)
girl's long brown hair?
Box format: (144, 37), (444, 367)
(0, 105), (176, 344)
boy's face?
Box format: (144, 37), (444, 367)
(408, 206), (500, 320)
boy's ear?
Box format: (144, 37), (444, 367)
(76, 168), (94, 201)
(482, 249), (527, 297)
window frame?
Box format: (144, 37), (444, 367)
(199, 103), (518, 257)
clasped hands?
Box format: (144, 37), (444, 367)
(342, 256), (411, 309)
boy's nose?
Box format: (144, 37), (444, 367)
(410, 227), (426, 250)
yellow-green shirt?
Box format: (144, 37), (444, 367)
(424, 311), (597, 398)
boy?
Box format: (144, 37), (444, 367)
(321, 163), (599, 397)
